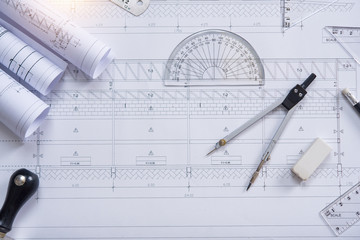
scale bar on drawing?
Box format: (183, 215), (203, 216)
(211, 156), (242, 165)
(136, 156), (167, 166)
(61, 157), (92, 166)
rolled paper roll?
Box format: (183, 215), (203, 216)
(0, 0), (114, 79)
(0, 24), (65, 95)
(0, 70), (49, 138)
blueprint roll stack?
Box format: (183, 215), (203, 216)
(0, 69), (49, 139)
(0, 24), (66, 95)
(0, 0), (114, 79)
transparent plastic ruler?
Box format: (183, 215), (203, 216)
(325, 26), (360, 64)
(320, 183), (360, 236)
(110, 0), (150, 16)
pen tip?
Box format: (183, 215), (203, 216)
(246, 183), (251, 191)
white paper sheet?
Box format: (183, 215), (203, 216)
(0, 24), (65, 95)
(0, 0), (360, 239)
(0, 0), (114, 79)
(0, 69), (49, 138)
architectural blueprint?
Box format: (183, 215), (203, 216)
(0, 23), (65, 95)
(0, 0), (360, 239)
(0, 0), (114, 138)
(0, 0), (114, 79)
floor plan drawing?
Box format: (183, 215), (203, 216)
(0, 0), (360, 239)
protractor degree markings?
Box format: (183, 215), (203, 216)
(180, 61), (204, 79)
(179, 66), (203, 79)
(186, 50), (209, 73)
(224, 59), (248, 76)
(185, 51), (209, 75)
(215, 37), (222, 68)
(187, 48), (209, 74)
(175, 46), (208, 78)
(218, 45), (239, 71)
(198, 41), (212, 70)
(190, 43), (209, 71)
(164, 30), (264, 86)
(180, 61), (204, 77)
(218, 40), (238, 70)
(223, 52), (254, 76)
(217, 40), (231, 72)
(205, 38), (214, 68)
(220, 49), (248, 73)
(178, 71), (202, 80)
(226, 64), (252, 79)
(213, 35), (217, 68)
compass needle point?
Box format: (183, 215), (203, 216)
(206, 148), (216, 156)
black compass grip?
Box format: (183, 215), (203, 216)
(301, 73), (317, 89)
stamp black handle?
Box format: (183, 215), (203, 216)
(0, 169), (39, 235)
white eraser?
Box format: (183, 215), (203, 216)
(292, 138), (332, 180)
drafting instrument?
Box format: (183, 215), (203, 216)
(0, 169), (39, 240)
(342, 88), (360, 115)
(320, 183), (360, 236)
(207, 73), (317, 190)
(283, 0), (340, 31)
(325, 26), (360, 64)
(163, 29), (264, 86)
(292, 138), (332, 181)
(110, 0), (150, 16)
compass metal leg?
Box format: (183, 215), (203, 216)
(208, 96), (286, 154)
(246, 105), (297, 191)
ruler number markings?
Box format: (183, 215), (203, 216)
(320, 183), (360, 236)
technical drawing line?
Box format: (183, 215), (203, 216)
(46, 90), (338, 118)
(26, 166), (360, 183)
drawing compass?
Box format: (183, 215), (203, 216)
(207, 73), (317, 190)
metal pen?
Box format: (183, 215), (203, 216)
(342, 88), (360, 115)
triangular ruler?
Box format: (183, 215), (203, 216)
(325, 26), (360, 64)
(282, 0), (354, 30)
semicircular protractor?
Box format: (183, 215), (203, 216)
(164, 29), (265, 86)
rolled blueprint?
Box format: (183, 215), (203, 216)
(0, 0), (114, 79)
(0, 69), (49, 138)
(0, 24), (65, 95)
